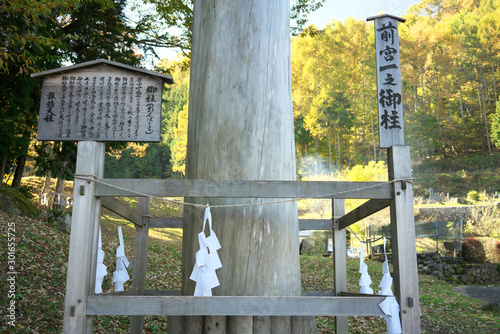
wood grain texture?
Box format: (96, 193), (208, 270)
(337, 199), (391, 230)
(101, 197), (143, 227)
(179, 0), (308, 331)
(388, 146), (422, 333)
(332, 199), (348, 334)
(95, 179), (392, 199)
(86, 295), (386, 317)
(148, 217), (330, 230)
(130, 197), (150, 334)
(63, 141), (105, 333)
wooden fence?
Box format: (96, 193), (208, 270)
(63, 141), (421, 333)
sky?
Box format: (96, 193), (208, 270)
(151, 0), (422, 66)
(306, 0), (422, 28)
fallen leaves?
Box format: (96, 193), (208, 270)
(1, 210), (499, 333)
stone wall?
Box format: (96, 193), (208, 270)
(417, 252), (500, 284)
(368, 252), (500, 284)
(415, 206), (472, 222)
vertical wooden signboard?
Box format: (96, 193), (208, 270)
(367, 14), (406, 148)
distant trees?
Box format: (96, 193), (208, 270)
(1, 0), (144, 188)
(290, 0), (499, 171)
(135, 0), (327, 55)
(1, 0), (79, 186)
(3, 0), (499, 185)
(492, 100), (500, 148)
(291, 18), (377, 170)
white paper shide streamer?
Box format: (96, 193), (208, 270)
(190, 205), (222, 296)
(113, 225), (130, 291)
(95, 226), (107, 294)
(377, 237), (402, 334)
(359, 244), (374, 294)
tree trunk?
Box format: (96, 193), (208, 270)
(421, 66), (426, 113)
(11, 154), (27, 189)
(492, 65), (497, 103)
(481, 90), (493, 154)
(56, 177), (65, 194)
(444, 70), (457, 155)
(0, 151), (7, 186)
(40, 173), (52, 205)
(370, 111), (376, 162)
(173, 1), (314, 333)
(327, 128), (332, 170)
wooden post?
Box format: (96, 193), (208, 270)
(180, 0), (309, 332)
(332, 199), (348, 334)
(367, 14), (406, 148)
(63, 141), (105, 333)
(130, 197), (151, 334)
(388, 145), (421, 333)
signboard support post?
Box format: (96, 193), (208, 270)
(389, 145), (421, 333)
(63, 141), (104, 333)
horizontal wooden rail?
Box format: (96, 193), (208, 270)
(148, 217), (332, 230)
(95, 179), (393, 199)
(86, 295), (386, 317)
(337, 199), (391, 230)
(101, 197), (143, 227)
(102, 290), (337, 297)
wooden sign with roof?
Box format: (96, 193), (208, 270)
(32, 59), (173, 143)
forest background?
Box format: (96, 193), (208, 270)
(2, 0), (500, 199)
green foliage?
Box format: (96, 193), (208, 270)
(18, 184), (36, 200)
(61, 0), (142, 65)
(42, 206), (71, 227)
(134, 0), (327, 55)
(1, 0), (143, 184)
(339, 160), (388, 182)
(291, 0), (500, 167)
(104, 143), (172, 179)
(171, 104), (188, 175)
(492, 99), (500, 148)
(0, 186), (39, 217)
(462, 237), (487, 263)
(466, 190), (481, 202)
(464, 206), (500, 239)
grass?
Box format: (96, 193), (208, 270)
(1, 209), (499, 333)
(411, 152), (500, 198)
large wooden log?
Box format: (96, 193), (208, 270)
(177, 0), (310, 332)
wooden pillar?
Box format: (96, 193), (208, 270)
(63, 141), (105, 333)
(130, 197), (151, 334)
(388, 145), (421, 333)
(332, 199), (347, 334)
(180, 0), (309, 332)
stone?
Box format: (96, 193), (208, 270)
(481, 303), (499, 312)
(0, 192), (23, 216)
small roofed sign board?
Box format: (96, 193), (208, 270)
(367, 14), (405, 148)
(32, 59), (173, 142)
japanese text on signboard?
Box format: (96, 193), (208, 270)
(38, 73), (162, 142)
(373, 17), (405, 148)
